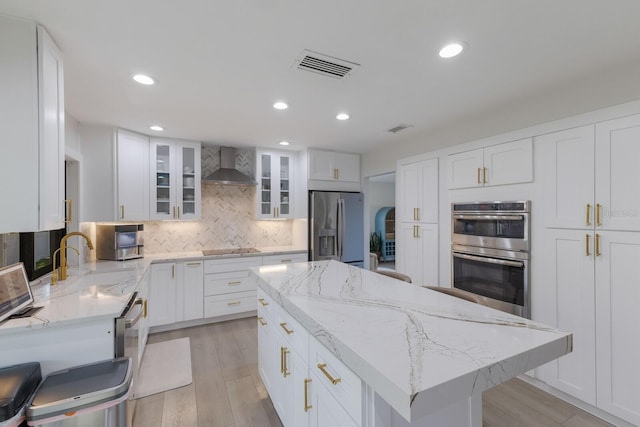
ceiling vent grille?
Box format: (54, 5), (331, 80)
(387, 124), (413, 133)
(294, 50), (360, 79)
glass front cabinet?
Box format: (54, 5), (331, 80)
(256, 150), (293, 219)
(150, 139), (201, 220)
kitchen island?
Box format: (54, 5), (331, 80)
(252, 260), (572, 426)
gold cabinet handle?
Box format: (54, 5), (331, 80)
(586, 204), (592, 226)
(413, 208), (417, 221)
(586, 234), (590, 256)
(177, 206), (180, 219)
(415, 207), (420, 221)
(276, 207), (279, 217)
(279, 322), (294, 335)
(282, 347), (290, 377)
(280, 259), (292, 263)
(171, 264), (175, 278)
(596, 203), (602, 227)
(595, 233), (601, 257)
(304, 378), (313, 412)
(483, 167), (487, 184)
(186, 262), (201, 267)
(280, 347), (284, 374)
(143, 299), (148, 318)
(258, 298), (269, 307)
(227, 301), (241, 306)
(258, 316), (267, 326)
(414, 225), (420, 239)
(120, 205), (125, 220)
(228, 280), (241, 286)
(336, 169), (339, 180)
(65, 199), (72, 224)
(477, 167), (482, 184)
(317, 363), (341, 385)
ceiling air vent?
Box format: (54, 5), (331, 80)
(387, 124), (414, 134)
(294, 49), (360, 79)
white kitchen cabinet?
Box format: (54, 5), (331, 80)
(308, 370), (358, 427)
(203, 257), (261, 318)
(396, 223), (438, 286)
(396, 157), (439, 285)
(397, 158), (438, 224)
(136, 268), (151, 369)
(0, 17), (65, 233)
(148, 262), (177, 327)
(150, 138), (201, 220)
(594, 231), (640, 425)
(258, 309), (277, 396)
(308, 149), (360, 184)
(179, 260), (204, 322)
(256, 150), (294, 219)
(116, 129), (149, 221)
(447, 138), (532, 189)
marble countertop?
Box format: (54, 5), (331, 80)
(0, 246), (306, 335)
(251, 260), (573, 422)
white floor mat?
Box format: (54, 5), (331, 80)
(134, 337), (193, 399)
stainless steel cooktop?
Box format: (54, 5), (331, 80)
(202, 247), (261, 256)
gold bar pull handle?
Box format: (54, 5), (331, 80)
(483, 167), (488, 184)
(280, 322), (294, 335)
(415, 208), (420, 221)
(171, 264), (175, 278)
(477, 168), (482, 184)
(586, 204), (592, 226)
(177, 206), (180, 219)
(586, 234), (590, 256)
(120, 205), (125, 220)
(227, 301), (241, 306)
(65, 199), (72, 224)
(595, 233), (601, 257)
(280, 347), (284, 374)
(596, 203), (602, 227)
(143, 299), (148, 318)
(317, 363), (341, 385)
(228, 281), (241, 286)
(415, 225), (420, 239)
(304, 378), (313, 412)
(282, 348), (290, 377)
(413, 208), (417, 221)
(258, 316), (267, 326)
(258, 298), (269, 307)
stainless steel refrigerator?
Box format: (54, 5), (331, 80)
(308, 191), (364, 267)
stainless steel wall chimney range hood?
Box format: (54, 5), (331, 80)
(202, 146), (257, 186)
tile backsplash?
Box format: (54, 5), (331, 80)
(142, 183), (292, 253)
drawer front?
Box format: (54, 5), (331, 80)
(257, 288), (276, 322)
(204, 291), (257, 317)
(262, 252), (307, 265)
(204, 256), (262, 274)
(309, 336), (362, 425)
(204, 270), (256, 296)
(272, 302), (309, 362)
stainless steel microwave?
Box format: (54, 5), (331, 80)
(96, 224), (144, 261)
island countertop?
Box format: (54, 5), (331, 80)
(252, 260), (572, 422)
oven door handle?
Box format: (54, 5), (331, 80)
(453, 252), (524, 268)
(453, 214), (524, 221)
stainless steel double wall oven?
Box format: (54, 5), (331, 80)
(451, 201), (531, 318)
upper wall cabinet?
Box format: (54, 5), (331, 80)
(116, 130), (149, 221)
(150, 138), (201, 220)
(307, 149), (360, 191)
(447, 138), (533, 189)
(256, 149), (293, 219)
(0, 17), (65, 232)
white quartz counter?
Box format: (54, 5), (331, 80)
(251, 260), (573, 422)
(0, 246), (306, 335)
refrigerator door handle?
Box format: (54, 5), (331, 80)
(337, 198), (345, 260)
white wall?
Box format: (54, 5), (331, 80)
(369, 181), (395, 234)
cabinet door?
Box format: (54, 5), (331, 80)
(257, 312), (275, 395)
(397, 162), (420, 222)
(418, 159), (438, 223)
(150, 141), (175, 220)
(137, 270), (151, 367)
(334, 152), (360, 183)
(308, 370), (358, 427)
(38, 26), (66, 230)
(308, 149), (335, 180)
(278, 154), (292, 217)
(116, 130), (149, 221)
(484, 138), (533, 186)
(148, 263), (177, 327)
(182, 261), (204, 321)
(595, 114), (640, 231)
(419, 223), (439, 286)
(538, 126), (595, 229)
(278, 338), (311, 427)
(397, 222), (422, 284)
(535, 229), (596, 405)
(447, 148), (483, 189)
(176, 142), (201, 220)
(595, 231), (640, 425)
(257, 152), (275, 218)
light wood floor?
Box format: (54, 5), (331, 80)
(133, 318), (613, 427)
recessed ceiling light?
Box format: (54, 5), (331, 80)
(279, 141), (290, 146)
(133, 74), (155, 85)
(336, 113), (350, 121)
(273, 102), (288, 110)
(439, 43), (464, 58)
(149, 125), (164, 131)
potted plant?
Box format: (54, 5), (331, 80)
(370, 231), (382, 262)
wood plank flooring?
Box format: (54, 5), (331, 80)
(133, 318), (613, 427)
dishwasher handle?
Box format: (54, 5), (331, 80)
(125, 298), (144, 328)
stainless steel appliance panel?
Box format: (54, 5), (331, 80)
(115, 292), (143, 399)
(96, 224), (144, 261)
(309, 191), (364, 267)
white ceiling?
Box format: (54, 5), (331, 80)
(2, 1), (640, 154)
